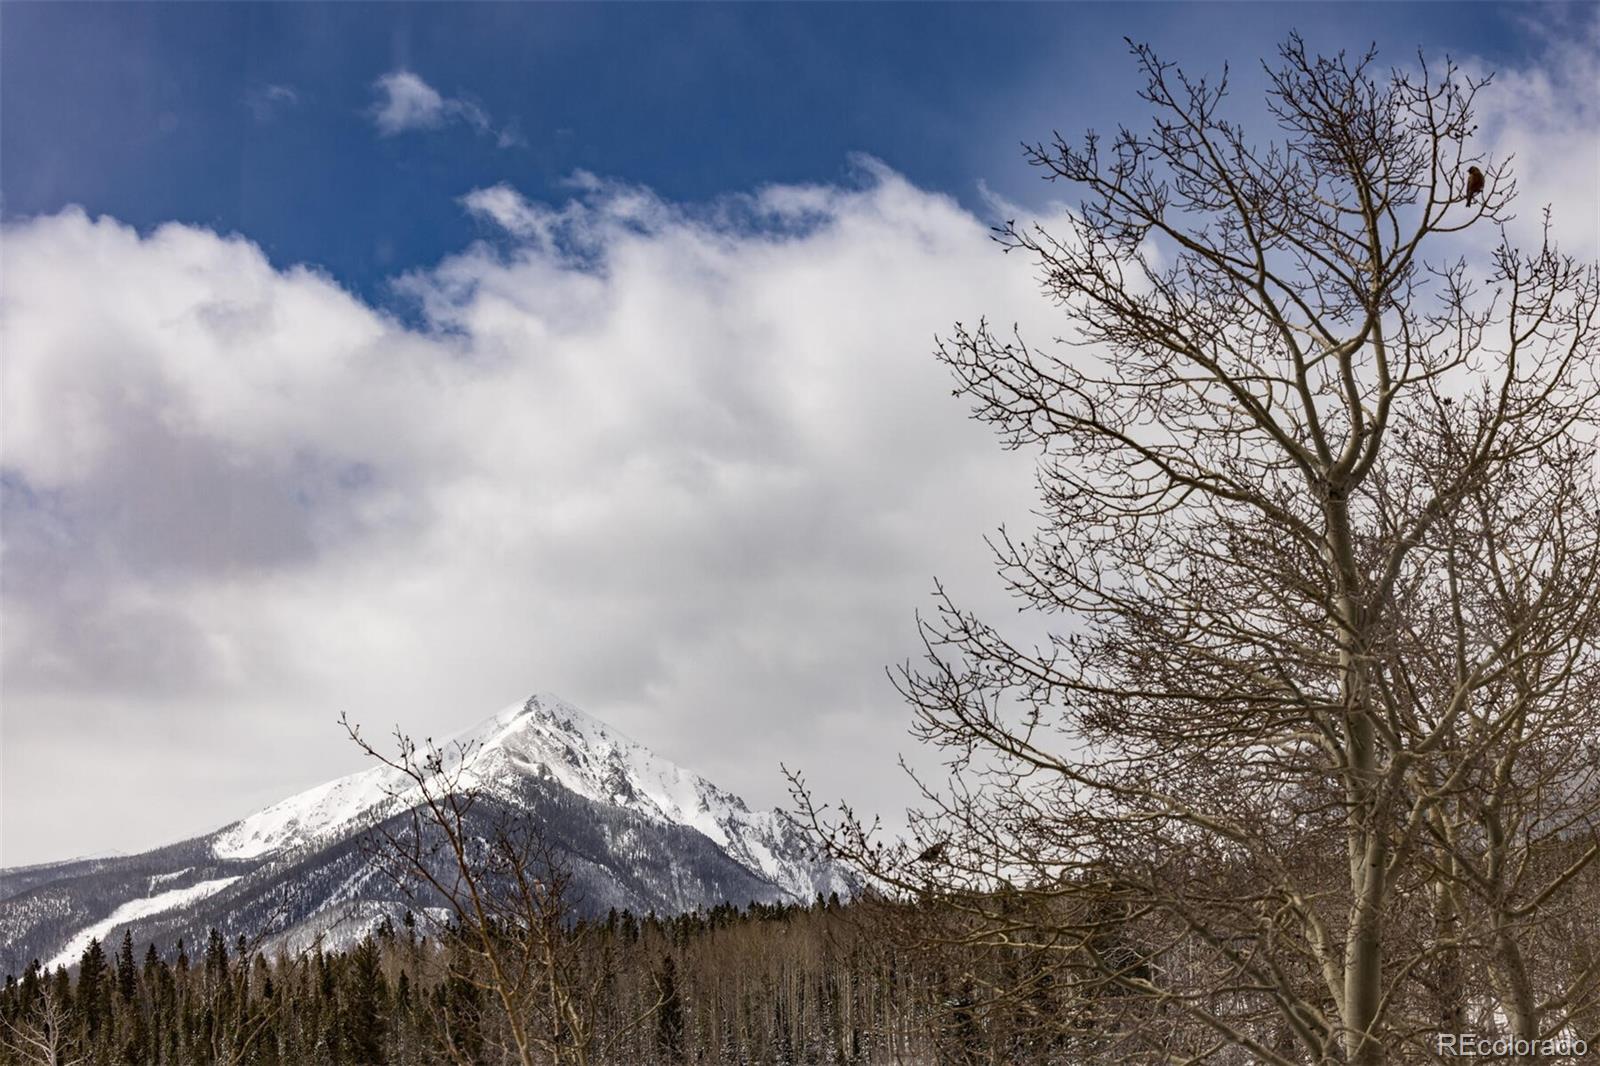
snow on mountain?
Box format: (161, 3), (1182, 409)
(469, 694), (852, 901)
(3, 693), (851, 976)
(211, 761), (407, 859)
(46, 878), (240, 970)
(211, 693), (847, 901)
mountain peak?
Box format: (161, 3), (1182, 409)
(471, 692), (757, 836)
(206, 692), (846, 903)
(4, 692), (851, 976)
(513, 691), (582, 726)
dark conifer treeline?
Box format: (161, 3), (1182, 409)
(0, 897), (1073, 1065)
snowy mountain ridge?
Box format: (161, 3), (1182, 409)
(3, 693), (850, 976)
(210, 693), (842, 902)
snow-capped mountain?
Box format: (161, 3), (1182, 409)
(210, 693), (835, 901)
(1, 694), (850, 976)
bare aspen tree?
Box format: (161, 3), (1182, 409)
(0, 990), (82, 1066)
(798, 36), (1600, 1065)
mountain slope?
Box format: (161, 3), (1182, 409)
(1, 694), (849, 976)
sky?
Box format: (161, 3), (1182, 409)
(3, 2), (1598, 867)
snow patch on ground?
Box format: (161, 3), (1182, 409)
(48, 877), (241, 970)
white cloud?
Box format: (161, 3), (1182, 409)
(244, 83), (300, 122)
(1468, 9), (1600, 261)
(461, 183), (551, 240)
(4, 23), (1596, 867)
(371, 70), (447, 133)
(495, 119), (528, 150)
(370, 69), (514, 145)
(0, 166), (1054, 864)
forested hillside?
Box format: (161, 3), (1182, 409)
(1, 897), (1073, 1066)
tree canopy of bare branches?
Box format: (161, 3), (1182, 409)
(798, 35), (1600, 1066)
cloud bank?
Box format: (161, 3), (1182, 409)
(1, 165), (1053, 864)
(4, 17), (1595, 863)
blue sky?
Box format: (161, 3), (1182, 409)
(2, 3), (1549, 301)
(3, 3), (1596, 866)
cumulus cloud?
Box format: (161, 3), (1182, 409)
(371, 70), (450, 132)
(370, 69), (515, 145)
(0, 166), (1055, 863)
(4, 22), (1595, 865)
(1467, 8), (1600, 260)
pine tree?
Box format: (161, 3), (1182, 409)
(50, 965), (73, 1013)
(122, 1002), (150, 1065)
(117, 930), (138, 1003)
(204, 929), (229, 984)
(341, 937), (388, 1065)
(19, 960), (43, 1017)
(79, 937), (110, 1041)
(441, 958), (483, 1066)
(655, 954), (685, 1064)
